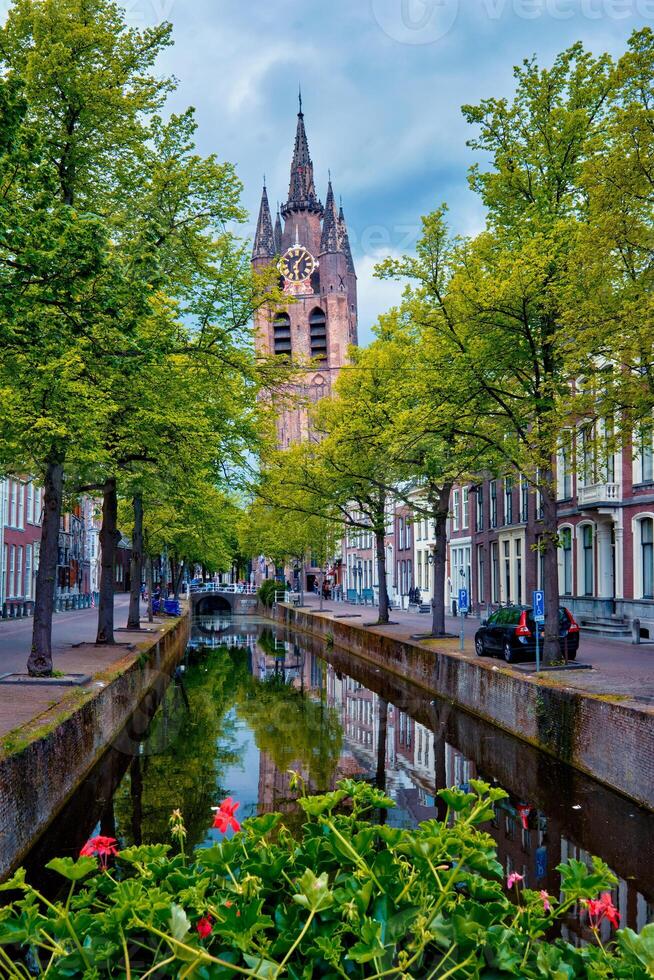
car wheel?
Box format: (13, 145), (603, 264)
(475, 637), (486, 657)
(503, 641), (517, 664)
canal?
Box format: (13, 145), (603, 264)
(17, 615), (654, 945)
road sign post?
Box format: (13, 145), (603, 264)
(458, 587), (469, 652)
(533, 589), (545, 672)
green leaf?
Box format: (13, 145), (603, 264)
(45, 856), (98, 882)
(169, 903), (190, 941)
(242, 813), (283, 838)
(347, 918), (386, 964)
(617, 923), (654, 972)
(243, 954), (279, 978)
(557, 856), (617, 899)
(292, 869), (334, 913)
(437, 788), (476, 812)
(0, 868), (27, 892)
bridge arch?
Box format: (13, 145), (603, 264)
(194, 594), (232, 616)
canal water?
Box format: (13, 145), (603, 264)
(18, 615), (654, 945)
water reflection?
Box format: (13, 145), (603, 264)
(19, 616), (654, 944)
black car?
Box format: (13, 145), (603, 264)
(474, 605), (580, 663)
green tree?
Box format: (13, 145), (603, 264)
(381, 44), (616, 662)
(0, 0), (173, 674)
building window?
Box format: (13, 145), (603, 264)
(477, 545), (485, 604)
(490, 481), (497, 529)
(10, 482), (17, 528)
(639, 425), (654, 484)
(476, 485), (483, 531)
(273, 313), (292, 356)
(561, 527), (573, 596)
(516, 539), (522, 603)
(520, 475), (529, 523)
(309, 308), (328, 362)
(462, 488), (469, 529)
(16, 546), (23, 597)
(452, 490), (460, 532)
(491, 542), (499, 603)
(17, 484), (24, 530)
(503, 541), (511, 602)
(642, 519), (654, 599)
(535, 472), (544, 520)
(9, 545), (15, 597)
(558, 434), (573, 500)
(504, 478), (513, 525)
(582, 525), (594, 596)
(25, 545), (32, 600)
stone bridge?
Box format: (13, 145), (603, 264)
(189, 585), (259, 617)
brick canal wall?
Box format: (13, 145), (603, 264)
(271, 604), (654, 811)
(0, 615), (190, 879)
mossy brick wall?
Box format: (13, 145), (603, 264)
(0, 615), (190, 879)
(271, 605), (654, 810)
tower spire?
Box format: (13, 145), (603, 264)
(338, 199), (355, 274)
(282, 97), (322, 218)
(252, 183), (275, 259)
(320, 177), (340, 253)
(274, 203), (282, 255)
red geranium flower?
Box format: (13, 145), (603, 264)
(79, 835), (118, 868)
(212, 797), (241, 834)
(196, 916), (213, 939)
(583, 892), (620, 930)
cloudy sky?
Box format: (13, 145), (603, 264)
(132, 0), (648, 343)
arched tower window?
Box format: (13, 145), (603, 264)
(273, 313), (291, 356)
(309, 308), (327, 362)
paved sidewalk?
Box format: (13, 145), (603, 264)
(290, 595), (654, 704)
(0, 597), (168, 739)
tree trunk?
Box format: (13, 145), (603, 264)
(430, 483), (452, 638)
(96, 477), (120, 645)
(169, 557), (177, 598)
(375, 528), (390, 625)
(541, 472), (561, 666)
(127, 494), (143, 631)
(27, 456), (64, 676)
(146, 553), (154, 624)
(174, 562), (184, 599)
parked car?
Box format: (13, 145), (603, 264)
(474, 605), (580, 663)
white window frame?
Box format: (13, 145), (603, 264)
(632, 513), (654, 600)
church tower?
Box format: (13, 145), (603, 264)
(252, 97), (358, 447)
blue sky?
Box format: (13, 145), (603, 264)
(121, 3), (654, 341)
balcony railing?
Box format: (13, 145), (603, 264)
(577, 482), (621, 507)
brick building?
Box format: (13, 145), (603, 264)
(0, 478), (42, 616)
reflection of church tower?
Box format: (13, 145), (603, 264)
(252, 96), (358, 447)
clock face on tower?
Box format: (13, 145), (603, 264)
(279, 245), (317, 283)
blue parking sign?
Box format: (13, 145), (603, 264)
(458, 588), (469, 613)
(533, 589), (545, 623)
